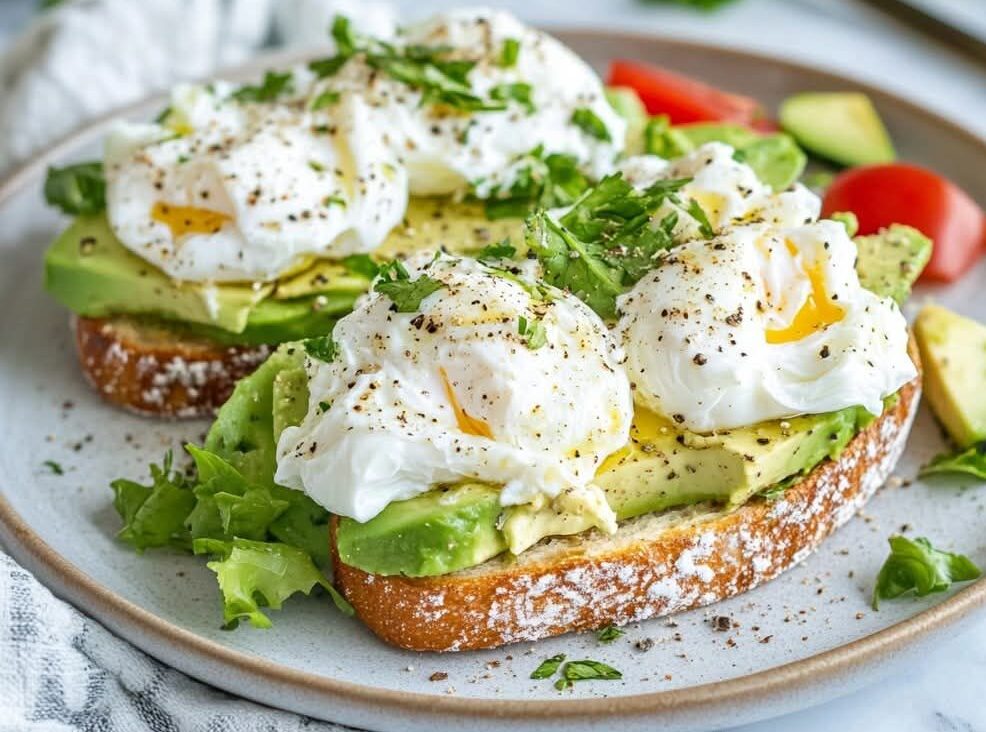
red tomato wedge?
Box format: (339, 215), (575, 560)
(608, 59), (763, 126)
(822, 163), (986, 283)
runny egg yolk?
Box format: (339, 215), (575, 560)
(151, 202), (231, 239)
(439, 368), (494, 439)
(765, 241), (844, 345)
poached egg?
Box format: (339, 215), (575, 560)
(103, 8), (624, 284)
(274, 252), (632, 529)
(615, 219), (916, 432)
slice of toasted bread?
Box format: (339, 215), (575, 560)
(74, 315), (270, 418)
(333, 368), (921, 652)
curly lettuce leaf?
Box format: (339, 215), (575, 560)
(110, 344), (337, 627)
(193, 538), (353, 629)
(111, 452), (195, 552)
(872, 536), (981, 609)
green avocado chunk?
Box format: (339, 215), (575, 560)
(45, 215), (274, 333)
(915, 303), (986, 448)
(854, 224), (932, 304)
(641, 119), (806, 190)
(336, 484), (508, 577)
(606, 86), (649, 155)
(779, 92), (895, 167)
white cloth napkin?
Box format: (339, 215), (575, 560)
(0, 0), (393, 728)
(0, 553), (356, 731)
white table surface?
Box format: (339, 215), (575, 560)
(1, 0), (984, 730)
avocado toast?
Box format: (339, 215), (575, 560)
(100, 8), (936, 651)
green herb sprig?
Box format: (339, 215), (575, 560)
(920, 441), (986, 480)
(374, 259), (446, 312)
(525, 173), (689, 319)
(872, 535), (981, 609)
(44, 162), (106, 215)
(308, 16), (505, 113)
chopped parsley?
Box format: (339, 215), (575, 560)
(308, 15), (506, 112)
(342, 253), (380, 279)
(517, 316), (547, 350)
(555, 659), (623, 690)
(596, 625), (624, 643)
(232, 70), (294, 103)
(919, 441), (986, 480)
(374, 259), (445, 312)
(304, 334), (339, 363)
(872, 535), (981, 609)
(475, 240), (517, 262)
(43, 162), (106, 215)
(526, 173), (690, 319)
(308, 160), (326, 173)
(322, 194), (347, 208)
(489, 82), (535, 114)
(500, 38), (520, 67)
(482, 145), (589, 221)
(686, 198), (715, 238)
(571, 107), (612, 142)
(43, 460), (64, 476)
(530, 653), (565, 679)
(310, 90), (341, 110)
(317, 401), (331, 414)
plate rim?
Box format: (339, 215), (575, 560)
(2, 28), (985, 725)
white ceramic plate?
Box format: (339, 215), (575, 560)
(1, 33), (985, 732)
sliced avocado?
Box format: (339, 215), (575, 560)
(606, 86), (649, 155)
(45, 215), (272, 333)
(855, 224), (931, 303)
(45, 198), (523, 340)
(642, 121), (806, 190)
(272, 357), (310, 441)
(780, 92), (895, 167)
(732, 134), (806, 191)
(915, 304), (986, 448)
(335, 483), (507, 577)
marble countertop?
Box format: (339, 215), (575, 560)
(1, 0), (984, 730)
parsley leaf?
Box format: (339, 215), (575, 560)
(342, 253), (380, 279)
(872, 535), (981, 609)
(44, 162), (106, 215)
(500, 38), (520, 67)
(643, 114), (695, 159)
(554, 659), (623, 689)
(919, 441), (986, 480)
(232, 71), (294, 103)
(517, 316), (547, 350)
(310, 90), (341, 110)
(304, 334), (339, 363)
(42, 460), (64, 475)
(490, 82), (535, 114)
(597, 625), (624, 643)
(686, 198), (715, 238)
(475, 240), (517, 262)
(374, 260), (446, 312)
(307, 15), (504, 113)
(483, 145), (589, 221)
(526, 174), (689, 318)
(530, 653), (566, 679)
(571, 107), (612, 142)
